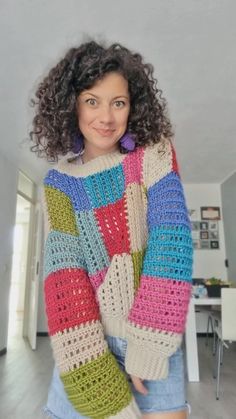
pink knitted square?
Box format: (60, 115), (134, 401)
(122, 147), (144, 187)
(89, 267), (109, 291)
(128, 275), (192, 334)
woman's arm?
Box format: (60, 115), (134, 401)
(43, 172), (141, 419)
(125, 139), (193, 380)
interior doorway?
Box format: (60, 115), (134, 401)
(7, 170), (37, 349)
(8, 194), (32, 339)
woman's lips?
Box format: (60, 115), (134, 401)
(94, 128), (115, 137)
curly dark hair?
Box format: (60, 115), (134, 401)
(30, 40), (173, 161)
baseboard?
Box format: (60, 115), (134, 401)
(37, 332), (48, 337)
(0, 347), (7, 356)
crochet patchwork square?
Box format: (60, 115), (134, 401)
(94, 197), (131, 257)
(83, 164), (125, 208)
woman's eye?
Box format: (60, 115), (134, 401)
(114, 101), (125, 108)
(86, 98), (97, 106)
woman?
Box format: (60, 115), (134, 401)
(30, 40), (193, 419)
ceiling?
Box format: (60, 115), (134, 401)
(0, 0), (236, 185)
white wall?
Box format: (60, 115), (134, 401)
(0, 151), (18, 351)
(184, 183), (227, 280)
(221, 172), (236, 283)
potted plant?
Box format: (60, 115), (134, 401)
(204, 277), (230, 297)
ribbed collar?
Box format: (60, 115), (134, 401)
(56, 150), (127, 178)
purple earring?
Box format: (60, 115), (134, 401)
(72, 134), (84, 154)
(119, 132), (136, 151)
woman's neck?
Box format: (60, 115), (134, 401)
(82, 144), (119, 164)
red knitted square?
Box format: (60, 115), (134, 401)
(94, 197), (131, 257)
(44, 268), (100, 336)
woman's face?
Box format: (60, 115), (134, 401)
(77, 72), (130, 156)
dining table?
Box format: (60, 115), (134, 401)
(185, 296), (221, 382)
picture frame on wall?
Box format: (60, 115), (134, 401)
(188, 208), (199, 221)
(191, 210), (220, 251)
(209, 221), (218, 230)
(200, 221), (208, 230)
(209, 231), (219, 239)
(201, 206), (221, 220)
(192, 230), (200, 240)
(200, 231), (209, 240)
(210, 240), (219, 249)
(200, 240), (210, 249)
(193, 240), (201, 250)
(191, 221), (200, 231)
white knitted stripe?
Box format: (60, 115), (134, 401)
(126, 322), (182, 356)
(125, 323), (182, 379)
(102, 316), (127, 339)
(110, 397), (141, 419)
(142, 138), (172, 189)
(51, 321), (108, 373)
(56, 150), (126, 178)
(125, 340), (169, 380)
(97, 254), (135, 319)
(125, 183), (148, 252)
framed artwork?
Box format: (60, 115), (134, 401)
(192, 230), (200, 240)
(200, 221), (208, 231)
(201, 240), (210, 250)
(201, 206), (221, 220)
(192, 209), (220, 251)
(193, 240), (201, 250)
(200, 231), (209, 240)
(209, 221), (218, 230)
(210, 240), (219, 249)
(191, 221), (200, 231)
(188, 208), (199, 221)
(209, 231), (219, 240)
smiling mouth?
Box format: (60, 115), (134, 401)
(94, 128), (115, 137)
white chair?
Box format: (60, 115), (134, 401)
(205, 309), (221, 355)
(213, 288), (236, 400)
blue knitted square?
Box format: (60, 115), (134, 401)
(44, 231), (86, 277)
(83, 165), (125, 209)
(75, 210), (110, 275)
(147, 172), (190, 229)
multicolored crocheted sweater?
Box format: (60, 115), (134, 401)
(43, 138), (193, 419)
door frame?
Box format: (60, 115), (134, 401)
(22, 194), (36, 338)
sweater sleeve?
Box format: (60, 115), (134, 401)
(125, 139), (193, 380)
(43, 171), (141, 419)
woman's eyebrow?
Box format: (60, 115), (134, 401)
(80, 92), (129, 100)
(112, 95), (130, 100)
(80, 92), (99, 98)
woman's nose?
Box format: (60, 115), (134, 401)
(99, 105), (114, 124)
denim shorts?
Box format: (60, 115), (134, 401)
(43, 336), (189, 418)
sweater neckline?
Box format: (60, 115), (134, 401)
(56, 149), (127, 177)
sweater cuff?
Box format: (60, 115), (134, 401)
(125, 341), (169, 380)
(110, 397), (141, 418)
